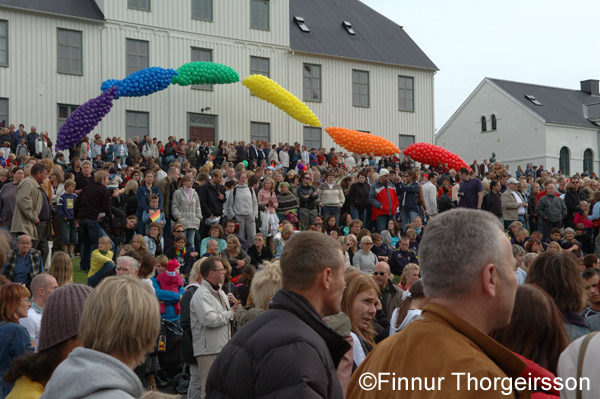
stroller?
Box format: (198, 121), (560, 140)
(150, 319), (190, 394)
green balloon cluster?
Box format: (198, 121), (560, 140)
(171, 62), (239, 86)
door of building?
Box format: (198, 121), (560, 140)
(188, 113), (217, 144)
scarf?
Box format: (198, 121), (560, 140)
(183, 186), (193, 205)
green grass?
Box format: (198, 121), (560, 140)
(71, 257), (89, 285)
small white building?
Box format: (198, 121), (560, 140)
(0, 0), (437, 151)
(436, 77), (600, 176)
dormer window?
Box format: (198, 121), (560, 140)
(294, 16), (310, 32)
(342, 21), (355, 35)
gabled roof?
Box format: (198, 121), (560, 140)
(289, 0), (438, 71)
(489, 78), (599, 129)
(0, 0), (104, 22)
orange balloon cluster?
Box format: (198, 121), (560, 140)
(325, 127), (401, 156)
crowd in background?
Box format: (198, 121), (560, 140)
(1, 122), (600, 398)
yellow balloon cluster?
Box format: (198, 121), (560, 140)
(242, 74), (321, 127)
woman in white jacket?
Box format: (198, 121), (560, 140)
(172, 175), (203, 251)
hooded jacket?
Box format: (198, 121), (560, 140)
(42, 347), (143, 399)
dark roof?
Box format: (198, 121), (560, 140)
(289, 0), (438, 71)
(489, 78), (600, 128)
(0, 0), (104, 21)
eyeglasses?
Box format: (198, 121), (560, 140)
(373, 272), (386, 276)
(364, 242), (373, 245)
(21, 298), (31, 303)
(175, 230), (184, 233)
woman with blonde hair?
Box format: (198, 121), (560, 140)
(121, 179), (139, 216)
(221, 235), (251, 279)
(130, 234), (149, 258)
(43, 276), (161, 398)
(341, 271), (380, 369)
(236, 261), (282, 327)
(399, 263), (420, 292)
(172, 175), (203, 252)
(48, 251), (73, 286)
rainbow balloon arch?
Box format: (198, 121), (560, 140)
(55, 61), (455, 161)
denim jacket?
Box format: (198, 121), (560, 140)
(0, 322), (32, 397)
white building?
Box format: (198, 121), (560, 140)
(436, 77), (600, 176)
(0, 0), (437, 151)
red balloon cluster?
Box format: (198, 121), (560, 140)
(403, 143), (470, 171)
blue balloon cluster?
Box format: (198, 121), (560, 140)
(56, 87), (118, 151)
(101, 67), (178, 99)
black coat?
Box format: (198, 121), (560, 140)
(180, 284), (198, 365)
(198, 181), (226, 219)
(206, 289), (350, 398)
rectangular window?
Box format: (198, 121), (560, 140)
(126, 111), (149, 140)
(128, 0), (151, 11)
(398, 76), (414, 112)
(0, 20), (7, 67)
(303, 127), (321, 150)
(126, 39), (149, 76)
(398, 134), (415, 154)
(57, 104), (79, 131)
(303, 64), (321, 102)
(192, 0), (213, 21)
(57, 29), (83, 75)
(0, 98), (8, 128)
(250, 0), (269, 31)
(352, 70), (369, 107)
(250, 56), (270, 77)
(191, 47), (213, 90)
(251, 122), (270, 143)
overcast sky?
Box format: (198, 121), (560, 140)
(361, 0), (600, 133)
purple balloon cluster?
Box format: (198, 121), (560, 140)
(55, 87), (117, 151)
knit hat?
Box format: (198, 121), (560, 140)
(379, 168), (390, 177)
(167, 259), (180, 272)
(37, 284), (93, 351)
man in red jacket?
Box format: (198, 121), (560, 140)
(369, 169), (399, 233)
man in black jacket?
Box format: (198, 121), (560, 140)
(74, 171), (112, 272)
(207, 231), (350, 398)
(198, 169), (226, 239)
(297, 172), (319, 230)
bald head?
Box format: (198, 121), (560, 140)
(30, 274), (58, 306)
(373, 262), (392, 289)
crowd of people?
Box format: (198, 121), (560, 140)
(1, 123), (600, 398)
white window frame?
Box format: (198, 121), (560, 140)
(352, 70), (369, 108)
(303, 64), (321, 102)
(126, 39), (149, 76)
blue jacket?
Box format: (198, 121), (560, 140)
(135, 185), (164, 218)
(57, 192), (78, 220)
(151, 277), (183, 322)
(113, 143), (128, 160)
(0, 322), (32, 397)
(397, 182), (420, 211)
(101, 143), (114, 161)
(389, 248), (418, 275)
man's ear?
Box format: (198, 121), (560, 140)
(481, 263), (497, 298)
(319, 267), (333, 291)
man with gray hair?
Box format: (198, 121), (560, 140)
(115, 256), (139, 276)
(535, 183), (566, 241)
(347, 209), (527, 398)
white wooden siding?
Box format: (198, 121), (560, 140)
(0, 2), (435, 153)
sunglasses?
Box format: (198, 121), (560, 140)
(373, 272), (386, 276)
(175, 230), (184, 233)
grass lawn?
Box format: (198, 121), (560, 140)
(71, 257), (89, 285)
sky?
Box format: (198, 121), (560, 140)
(360, 0), (600, 133)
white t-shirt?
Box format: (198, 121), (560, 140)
(19, 303), (43, 351)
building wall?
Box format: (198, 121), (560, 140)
(0, 1), (436, 151)
(436, 79), (599, 174)
(545, 124), (598, 175)
(0, 8), (104, 132)
(436, 80), (548, 172)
